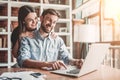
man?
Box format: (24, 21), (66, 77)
(18, 9), (83, 70)
(11, 5), (56, 59)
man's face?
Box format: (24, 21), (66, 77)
(24, 12), (38, 31)
(40, 13), (58, 33)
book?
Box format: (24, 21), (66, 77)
(11, 7), (19, 16)
(0, 38), (2, 48)
(11, 21), (18, 31)
(3, 36), (7, 48)
(43, 0), (49, 4)
(0, 4), (7, 16)
(0, 51), (7, 63)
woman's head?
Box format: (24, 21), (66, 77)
(18, 5), (38, 32)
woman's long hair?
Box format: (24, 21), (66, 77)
(18, 5), (35, 33)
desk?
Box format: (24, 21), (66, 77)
(0, 65), (120, 80)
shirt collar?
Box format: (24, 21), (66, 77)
(35, 30), (53, 41)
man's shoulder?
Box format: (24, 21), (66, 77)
(53, 36), (64, 43)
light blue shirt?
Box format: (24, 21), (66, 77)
(17, 30), (72, 67)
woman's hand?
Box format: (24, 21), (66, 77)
(20, 31), (34, 39)
(50, 32), (57, 39)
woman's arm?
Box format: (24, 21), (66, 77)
(12, 31), (34, 58)
(12, 40), (19, 58)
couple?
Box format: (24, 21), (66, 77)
(11, 5), (83, 70)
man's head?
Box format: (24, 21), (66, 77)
(40, 9), (61, 33)
(18, 5), (38, 32)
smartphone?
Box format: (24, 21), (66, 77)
(30, 72), (42, 78)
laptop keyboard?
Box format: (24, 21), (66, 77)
(66, 69), (80, 74)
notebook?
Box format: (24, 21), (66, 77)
(51, 43), (110, 77)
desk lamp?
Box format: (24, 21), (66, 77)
(78, 24), (99, 59)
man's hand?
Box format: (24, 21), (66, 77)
(47, 60), (67, 70)
(73, 59), (84, 69)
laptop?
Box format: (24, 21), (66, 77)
(51, 43), (110, 77)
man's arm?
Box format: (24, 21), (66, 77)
(18, 34), (68, 70)
(22, 59), (48, 68)
(58, 37), (83, 69)
(22, 59), (67, 70)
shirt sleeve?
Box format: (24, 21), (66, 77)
(17, 37), (31, 67)
(58, 37), (73, 64)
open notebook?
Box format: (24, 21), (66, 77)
(51, 43), (110, 77)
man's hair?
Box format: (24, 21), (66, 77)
(41, 8), (61, 18)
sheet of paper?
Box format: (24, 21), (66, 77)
(0, 71), (45, 80)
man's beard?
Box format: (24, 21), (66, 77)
(41, 23), (52, 33)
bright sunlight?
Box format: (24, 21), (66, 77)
(104, 0), (120, 20)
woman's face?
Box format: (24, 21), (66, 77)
(24, 12), (38, 31)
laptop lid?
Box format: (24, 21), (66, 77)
(78, 43), (110, 77)
(51, 43), (110, 77)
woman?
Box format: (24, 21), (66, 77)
(11, 5), (38, 58)
(11, 5), (57, 59)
